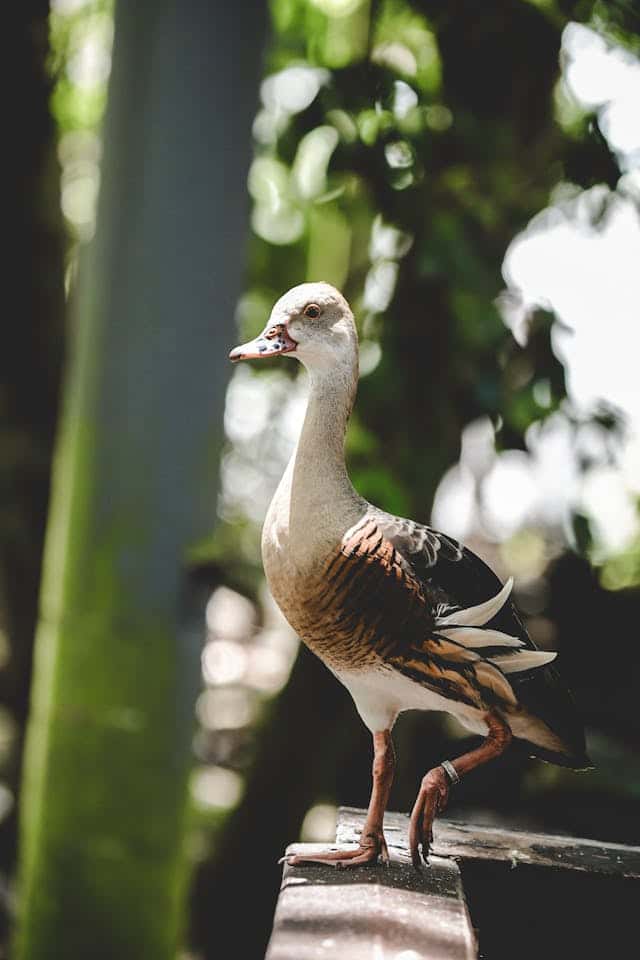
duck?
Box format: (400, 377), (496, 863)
(229, 281), (590, 869)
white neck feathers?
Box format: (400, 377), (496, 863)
(263, 344), (364, 569)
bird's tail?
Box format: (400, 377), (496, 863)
(507, 705), (592, 769)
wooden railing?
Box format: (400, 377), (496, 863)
(266, 807), (640, 959)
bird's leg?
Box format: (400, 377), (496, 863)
(344, 729), (396, 867)
(285, 730), (395, 868)
(409, 711), (512, 868)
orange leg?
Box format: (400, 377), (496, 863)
(409, 711), (512, 869)
(286, 730), (395, 868)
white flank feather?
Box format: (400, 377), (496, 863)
(490, 649), (557, 674)
(436, 577), (514, 628)
(438, 626), (523, 649)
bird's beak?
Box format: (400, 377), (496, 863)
(229, 322), (298, 363)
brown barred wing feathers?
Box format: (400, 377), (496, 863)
(391, 631), (519, 713)
(405, 529), (591, 769)
(313, 515), (430, 667)
(336, 513), (520, 714)
(360, 512), (590, 767)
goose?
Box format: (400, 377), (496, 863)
(229, 282), (590, 869)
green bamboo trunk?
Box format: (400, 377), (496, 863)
(14, 2), (265, 957)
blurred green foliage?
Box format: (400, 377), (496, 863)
(239, 0), (578, 524)
(49, 1), (113, 128)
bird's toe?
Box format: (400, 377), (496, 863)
(409, 766), (450, 868)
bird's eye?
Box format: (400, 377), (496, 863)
(303, 303), (321, 319)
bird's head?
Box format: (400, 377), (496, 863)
(229, 282), (358, 373)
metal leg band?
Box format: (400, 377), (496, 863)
(440, 759), (460, 785)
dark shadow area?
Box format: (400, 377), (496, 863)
(461, 859), (640, 960)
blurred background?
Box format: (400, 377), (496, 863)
(7, 0), (640, 958)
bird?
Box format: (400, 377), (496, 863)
(229, 281), (590, 869)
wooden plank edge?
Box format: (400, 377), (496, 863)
(265, 840), (477, 960)
(337, 807), (640, 880)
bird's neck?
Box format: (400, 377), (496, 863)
(267, 354), (363, 557)
(294, 362), (356, 495)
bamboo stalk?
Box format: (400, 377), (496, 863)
(14, 2), (265, 956)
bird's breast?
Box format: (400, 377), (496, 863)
(263, 523), (430, 671)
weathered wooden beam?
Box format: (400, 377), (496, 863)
(337, 807), (640, 880)
(266, 822), (477, 960)
(267, 807), (640, 960)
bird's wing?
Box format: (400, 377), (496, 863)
(337, 513), (539, 714)
(368, 508), (553, 672)
(366, 509), (589, 765)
